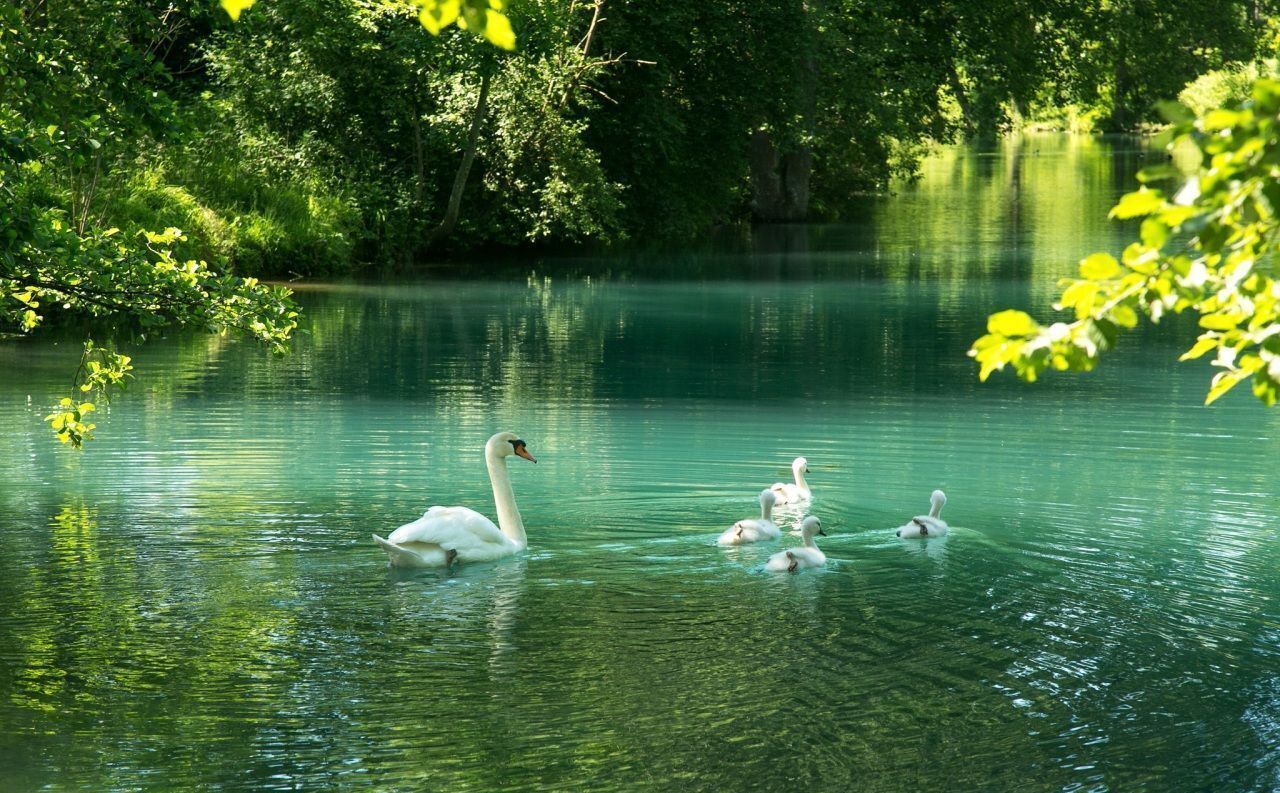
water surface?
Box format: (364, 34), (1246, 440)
(2, 135), (1278, 791)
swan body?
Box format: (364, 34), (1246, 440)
(765, 516), (826, 572)
(718, 490), (780, 545)
(372, 431), (537, 568)
(770, 457), (811, 505)
(895, 490), (948, 538)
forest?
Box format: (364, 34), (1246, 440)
(5, 0), (1277, 278)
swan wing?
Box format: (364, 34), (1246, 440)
(790, 547), (826, 567)
(912, 515), (947, 532)
(387, 506), (512, 555)
(740, 519), (780, 540)
(896, 516), (947, 537)
(764, 549), (790, 570)
(770, 483), (810, 504)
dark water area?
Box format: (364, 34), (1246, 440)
(1, 134), (1278, 791)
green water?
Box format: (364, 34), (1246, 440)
(3, 135), (1279, 791)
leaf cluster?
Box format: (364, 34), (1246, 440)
(971, 79), (1280, 406)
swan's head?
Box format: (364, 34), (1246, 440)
(931, 489), (946, 509)
(487, 431), (537, 463)
(792, 457), (809, 474)
(758, 489), (777, 508)
(799, 515), (825, 538)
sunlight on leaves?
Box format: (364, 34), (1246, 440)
(971, 76), (1280, 407)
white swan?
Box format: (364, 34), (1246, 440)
(765, 515), (826, 572)
(372, 431), (537, 567)
(717, 489), (780, 545)
(895, 489), (948, 538)
(770, 457), (811, 505)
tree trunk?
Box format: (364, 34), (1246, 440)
(425, 71), (492, 248)
(750, 1), (817, 223)
(749, 129), (813, 223)
(1110, 38), (1130, 131)
(410, 94), (426, 210)
(749, 129), (785, 221)
(948, 59), (976, 139)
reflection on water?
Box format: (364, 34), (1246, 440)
(1, 135), (1278, 790)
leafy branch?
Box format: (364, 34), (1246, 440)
(4, 219), (299, 446)
(970, 78), (1280, 407)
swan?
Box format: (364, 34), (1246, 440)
(765, 515), (826, 572)
(895, 490), (948, 538)
(372, 431), (537, 567)
(717, 489), (780, 545)
(770, 457), (811, 505)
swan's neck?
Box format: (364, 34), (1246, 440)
(761, 500), (774, 521)
(803, 532), (819, 549)
(928, 500), (943, 519)
(793, 467), (809, 491)
(486, 451), (526, 548)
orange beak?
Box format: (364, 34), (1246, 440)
(515, 444), (537, 463)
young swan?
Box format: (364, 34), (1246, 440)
(895, 490), (948, 538)
(765, 516), (827, 572)
(718, 490), (780, 545)
(770, 457), (811, 505)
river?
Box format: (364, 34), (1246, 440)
(1, 134), (1277, 791)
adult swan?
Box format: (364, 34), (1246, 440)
(372, 431), (537, 568)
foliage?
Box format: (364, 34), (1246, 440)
(1003, 1), (1276, 133)
(221, 0), (517, 50)
(970, 79), (1280, 406)
(1180, 60), (1274, 115)
(1, 3), (300, 446)
(0, 217), (299, 445)
(205, 0), (624, 259)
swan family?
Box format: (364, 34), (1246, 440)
(373, 432), (949, 572)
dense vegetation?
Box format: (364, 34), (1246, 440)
(6, 0), (1280, 443)
(7, 0), (1279, 275)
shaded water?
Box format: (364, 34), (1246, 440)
(2, 135), (1279, 791)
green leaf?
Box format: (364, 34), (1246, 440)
(1110, 304), (1138, 328)
(482, 9), (516, 50)
(1079, 252), (1121, 280)
(1179, 336), (1218, 361)
(1199, 312), (1244, 331)
(1139, 219), (1169, 249)
(1202, 108), (1242, 131)
(220, 0), (257, 21)
(1206, 370), (1248, 405)
(986, 309), (1038, 337)
(1110, 188), (1164, 220)
(418, 0), (460, 34)
(1057, 280), (1098, 318)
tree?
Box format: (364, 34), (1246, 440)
(1, 2), (299, 447)
(970, 77), (1280, 406)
